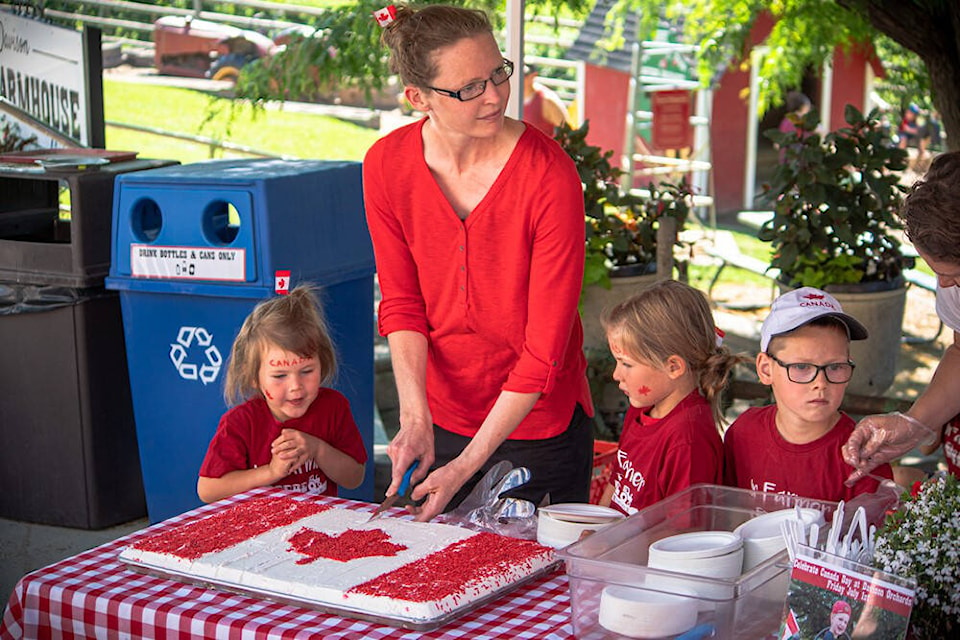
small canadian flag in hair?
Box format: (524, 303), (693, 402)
(373, 5), (397, 27)
(275, 270), (291, 295)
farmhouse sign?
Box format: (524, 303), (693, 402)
(0, 6), (104, 147)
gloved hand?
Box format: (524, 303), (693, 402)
(842, 412), (938, 485)
(442, 461), (538, 539)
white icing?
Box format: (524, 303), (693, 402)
(120, 506), (553, 622)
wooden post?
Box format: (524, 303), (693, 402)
(656, 216), (676, 280)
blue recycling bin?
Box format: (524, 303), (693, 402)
(105, 159), (375, 523)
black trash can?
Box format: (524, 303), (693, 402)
(0, 156), (176, 528)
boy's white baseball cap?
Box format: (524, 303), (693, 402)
(760, 287), (868, 352)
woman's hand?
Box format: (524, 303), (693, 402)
(843, 412), (937, 484)
(386, 411), (434, 495)
(408, 459), (470, 522)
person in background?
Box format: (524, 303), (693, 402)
(778, 91), (813, 137)
(897, 104), (922, 150)
(598, 280), (742, 514)
(776, 91), (821, 162)
(197, 285), (366, 503)
(365, 4), (594, 522)
(724, 287), (894, 504)
(522, 63), (572, 136)
(914, 108), (943, 172)
(845, 152), (960, 482)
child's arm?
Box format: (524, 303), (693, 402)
(597, 482), (615, 508)
(274, 428), (365, 490)
(197, 454), (292, 503)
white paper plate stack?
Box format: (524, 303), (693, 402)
(734, 507), (825, 570)
(535, 503), (623, 549)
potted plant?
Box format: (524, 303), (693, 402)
(873, 473), (960, 639)
(758, 104), (912, 395)
(555, 120), (693, 353)
(555, 121), (693, 431)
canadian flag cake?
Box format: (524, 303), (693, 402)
(120, 495), (556, 623)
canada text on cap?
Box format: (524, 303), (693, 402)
(760, 287), (869, 352)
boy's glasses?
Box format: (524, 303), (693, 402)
(766, 353), (855, 384)
(428, 60), (514, 102)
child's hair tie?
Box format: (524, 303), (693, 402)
(715, 327), (725, 348)
(373, 5), (397, 27)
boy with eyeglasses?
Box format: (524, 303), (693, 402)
(723, 287), (894, 502)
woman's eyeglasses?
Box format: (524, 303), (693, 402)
(428, 60), (514, 102)
(766, 353), (855, 384)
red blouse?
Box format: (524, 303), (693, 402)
(363, 119), (592, 439)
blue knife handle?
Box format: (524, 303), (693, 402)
(398, 460), (420, 495)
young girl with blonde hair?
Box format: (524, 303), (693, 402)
(197, 285), (366, 503)
(599, 280), (742, 514)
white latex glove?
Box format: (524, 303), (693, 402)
(843, 412), (937, 485)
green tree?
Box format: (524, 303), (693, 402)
(233, 0), (590, 105)
(616, 0), (958, 150)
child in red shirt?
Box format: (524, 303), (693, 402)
(599, 280), (742, 514)
(724, 287), (894, 502)
(197, 285), (367, 503)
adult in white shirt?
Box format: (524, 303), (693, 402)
(844, 151), (960, 481)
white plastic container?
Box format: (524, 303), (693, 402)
(558, 484), (837, 639)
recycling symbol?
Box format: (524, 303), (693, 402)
(169, 326), (223, 385)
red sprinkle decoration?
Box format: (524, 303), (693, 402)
(133, 497), (330, 559)
(348, 532), (554, 602)
(287, 527), (408, 564)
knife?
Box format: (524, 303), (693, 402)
(367, 459), (420, 522)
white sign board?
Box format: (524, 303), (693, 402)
(131, 244), (247, 281)
(0, 8), (100, 146)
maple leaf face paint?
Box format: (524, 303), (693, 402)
(608, 336), (674, 410)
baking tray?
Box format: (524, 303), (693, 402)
(121, 554), (562, 631)
(0, 148), (139, 168)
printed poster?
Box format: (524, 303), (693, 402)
(778, 546), (915, 639)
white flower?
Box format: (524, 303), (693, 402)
(874, 473), (960, 637)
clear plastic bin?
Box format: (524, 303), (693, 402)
(557, 484), (838, 639)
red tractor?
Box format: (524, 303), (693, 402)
(153, 16), (279, 81)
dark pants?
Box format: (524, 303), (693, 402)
(434, 403), (594, 511)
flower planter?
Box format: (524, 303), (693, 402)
(580, 269), (659, 353)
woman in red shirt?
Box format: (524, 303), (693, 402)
(364, 4), (594, 521)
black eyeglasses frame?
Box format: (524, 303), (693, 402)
(765, 353), (856, 384)
(427, 60), (515, 102)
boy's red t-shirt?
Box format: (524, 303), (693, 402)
(723, 404), (894, 502)
(199, 388), (367, 496)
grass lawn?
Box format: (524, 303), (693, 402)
(103, 78), (382, 164)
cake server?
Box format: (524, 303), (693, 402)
(368, 460), (420, 522)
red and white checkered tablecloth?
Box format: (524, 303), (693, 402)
(0, 488), (574, 639)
